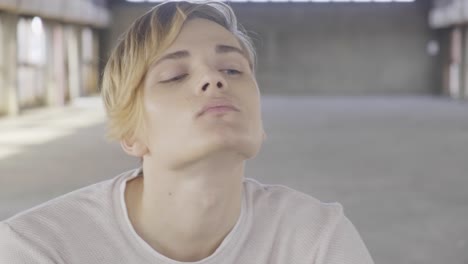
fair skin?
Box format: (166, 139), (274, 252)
(121, 18), (265, 262)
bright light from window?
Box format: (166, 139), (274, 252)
(31, 17), (43, 35)
(125, 0), (415, 2)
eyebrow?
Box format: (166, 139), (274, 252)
(152, 44), (251, 69)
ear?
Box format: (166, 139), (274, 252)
(120, 137), (149, 158)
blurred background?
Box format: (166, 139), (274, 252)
(0, 0), (467, 263)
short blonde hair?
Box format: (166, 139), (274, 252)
(101, 0), (257, 142)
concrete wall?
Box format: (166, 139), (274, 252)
(103, 1), (437, 95)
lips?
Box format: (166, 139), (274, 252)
(198, 99), (240, 117)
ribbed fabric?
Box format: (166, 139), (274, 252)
(0, 168), (374, 264)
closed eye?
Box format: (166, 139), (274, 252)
(160, 74), (188, 83)
(222, 69), (242, 75)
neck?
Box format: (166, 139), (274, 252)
(125, 153), (245, 262)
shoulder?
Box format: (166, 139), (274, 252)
(243, 178), (374, 263)
(244, 177), (343, 218)
(243, 177), (344, 235)
(0, 221), (58, 263)
(4, 176), (114, 227)
(0, 168), (135, 254)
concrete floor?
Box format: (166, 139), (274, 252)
(0, 95), (467, 264)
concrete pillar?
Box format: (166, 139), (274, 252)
(1, 14), (19, 116)
(44, 20), (59, 107)
(463, 25), (468, 100)
(44, 21), (66, 107)
(0, 15), (5, 115)
(81, 27), (99, 95)
(448, 27), (463, 99)
(66, 25), (82, 102)
(91, 28), (100, 94)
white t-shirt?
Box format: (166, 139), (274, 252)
(0, 167), (374, 264)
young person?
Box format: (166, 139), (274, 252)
(0, 1), (374, 263)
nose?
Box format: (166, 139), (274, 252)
(201, 81), (223, 92)
(200, 71), (227, 93)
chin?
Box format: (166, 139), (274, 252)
(165, 136), (262, 170)
(209, 134), (262, 160)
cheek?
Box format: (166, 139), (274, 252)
(142, 97), (169, 138)
(237, 84), (262, 130)
(241, 81), (261, 111)
(143, 96), (190, 133)
(143, 96), (162, 120)
(143, 88), (180, 118)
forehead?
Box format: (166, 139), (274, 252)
(165, 18), (242, 51)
